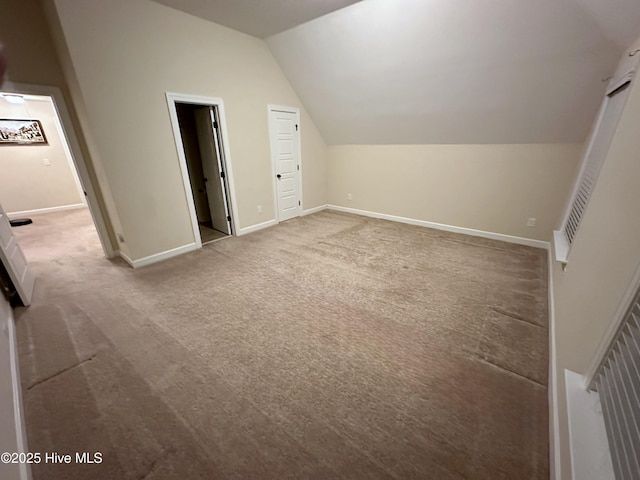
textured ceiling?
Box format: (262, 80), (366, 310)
(151, 0), (362, 38)
(266, 0), (640, 145)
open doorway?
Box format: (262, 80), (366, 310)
(166, 94), (237, 248)
(0, 83), (113, 259)
(0, 92), (86, 214)
(175, 103), (232, 244)
(0, 89), (108, 268)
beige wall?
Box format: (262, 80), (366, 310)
(1, 0), (67, 88)
(328, 144), (581, 241)
(551, 36), (640, 480)
(0, 96), (84, 214)
(50, 0), (327, 260)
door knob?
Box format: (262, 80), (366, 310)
(276, 174), (282, 179)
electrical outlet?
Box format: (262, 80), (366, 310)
(347, 193), (353, 201)
(43, 158), (51, 166)
(527, 217), (536, 228)
(257, 205), (263, 214)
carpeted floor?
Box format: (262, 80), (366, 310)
(199, 222), (228, 244)
(13, 208), (549, 479)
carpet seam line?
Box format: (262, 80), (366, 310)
(477, 357), (546, 388)
(490, 307), (545, 328)
(27, 354), (97, 391)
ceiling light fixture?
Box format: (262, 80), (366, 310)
(1, 93), (25, 104)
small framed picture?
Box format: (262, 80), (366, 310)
(0, 119), (48, 145)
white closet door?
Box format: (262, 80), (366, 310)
(0, 203), (34, 306)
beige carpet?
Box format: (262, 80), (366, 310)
(14, 208), (549, 479)
(199, 222), (228, 244)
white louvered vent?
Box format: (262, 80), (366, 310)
(563, 80), (631, 245)
(592, 288), (640, 480)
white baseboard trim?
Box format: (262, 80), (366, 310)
(237, 219), (277, 236)
(231, 206), (328, 236)
(327, 205), (550, 249)
(8, 203), (86, 218)
(118, 250), (135, 268)
(118, 243), (197, 269)
(7, 304), (33, 480)
(301, 204), (328, 216)
(548, 245), (561, 480)
(231, 205), (327, 236)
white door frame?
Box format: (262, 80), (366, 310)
(1, 82), (115, 258)
(268, 105), (303, 222)
(165, 92), (239, 248)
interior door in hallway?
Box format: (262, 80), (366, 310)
(194, 107), (231, 235)
(269, 108), (300, 222)
(0, 202), (34, 306)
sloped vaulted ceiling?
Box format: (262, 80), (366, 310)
(266, 0), (640, 145)
(151, 0), (362, 38)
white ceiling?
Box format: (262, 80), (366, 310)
(572, 0), (640, 49)
(152, 0), (640, 145)
(266, 0), (640, 144)
(151, 0), (362, 38)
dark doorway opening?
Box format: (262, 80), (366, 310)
(175, 103), (233, 244)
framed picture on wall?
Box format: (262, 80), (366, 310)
(0, 119), (48, 145)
